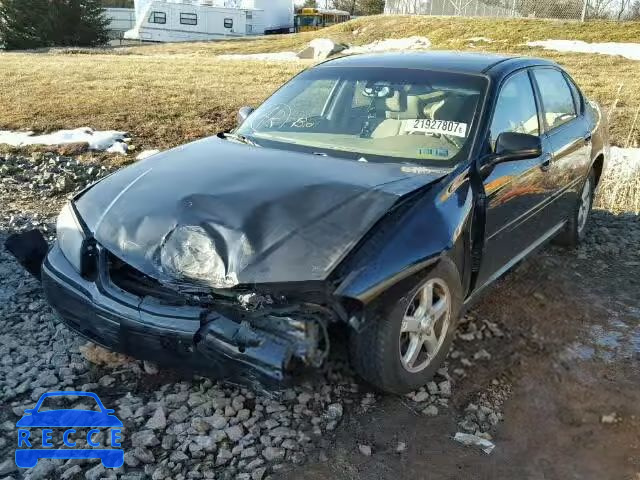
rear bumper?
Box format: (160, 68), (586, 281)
(41, 241), (295, 387)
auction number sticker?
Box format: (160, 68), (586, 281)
(404, 119), (468, 138)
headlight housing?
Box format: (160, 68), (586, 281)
(56, 202), (85, 272)
(160, 226), (238, 288)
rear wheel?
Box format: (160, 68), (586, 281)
(554, 169), (595, 247)
(349, 258), (462, 394)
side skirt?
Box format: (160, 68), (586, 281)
(463, 220), (567, 308)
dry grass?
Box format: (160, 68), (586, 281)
(118, 16), (640, 56)
(595, 148), (640, 214)
(1, 16), (640, 155)
(0, 53), (304, 149)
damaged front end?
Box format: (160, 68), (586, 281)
(6, 227), (342, 387)
(103, 239), (337, 382)
(5, 137), (448, 386)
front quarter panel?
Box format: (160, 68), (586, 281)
(588, 100), (610, 175)
(333, 170), (473, 305)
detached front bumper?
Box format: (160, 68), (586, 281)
(39, 240), (296, 386)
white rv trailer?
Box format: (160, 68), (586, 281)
(124, 0), (295, 42)
(105, 8), (136, 38)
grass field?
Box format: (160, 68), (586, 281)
(1, 16), (640, 153)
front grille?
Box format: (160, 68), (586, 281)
(106, 251), (187, 305)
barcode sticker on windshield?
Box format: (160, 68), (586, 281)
(404, 119), (468, 138)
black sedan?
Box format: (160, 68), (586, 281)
(9, 51), (609, 393)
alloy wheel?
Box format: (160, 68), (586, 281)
(399, 278), (452, 373)
(577, 176), (593, 234)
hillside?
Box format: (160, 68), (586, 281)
(121, 15), (640, 55)
(1, 16), (640, 150)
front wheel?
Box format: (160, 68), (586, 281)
(554, 169), (596, 247)
(349, 258), (462, 394)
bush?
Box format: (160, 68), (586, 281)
(0, 0), (110, 50)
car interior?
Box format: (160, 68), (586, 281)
(248, 78), (484, 161)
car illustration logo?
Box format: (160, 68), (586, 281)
(15, 391), (124, 469)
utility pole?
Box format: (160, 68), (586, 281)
(581, 0), (588, 21)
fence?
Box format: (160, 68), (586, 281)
(384, 0), (631, 21)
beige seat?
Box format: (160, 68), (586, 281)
(433, 94), (479, 124)
(371, 89), (449, 139)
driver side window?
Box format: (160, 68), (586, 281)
(490, 71), (540, 150)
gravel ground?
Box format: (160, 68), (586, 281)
(1, 152), (638, 480)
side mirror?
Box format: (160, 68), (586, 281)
(488, 132), (542, 167)
(237, 106), (254, 127)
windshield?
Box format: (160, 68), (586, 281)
(237, 66), (487, 165)
(295, 15), (320, 27)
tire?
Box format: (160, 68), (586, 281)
(349, 257), (463, 394)
(554, 169), (596, 247)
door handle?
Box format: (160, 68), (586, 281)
(540, 153), (553, 172)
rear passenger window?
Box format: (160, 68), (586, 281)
(533, 69), (577, 131)
(490, 71), (539, 149)
(565, 75), (583, 114)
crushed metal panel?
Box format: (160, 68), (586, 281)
(74, 136), (447, 287)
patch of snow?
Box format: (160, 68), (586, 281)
(136, 149), (161, 160)
(527, 40), (640, 61)
(217, 36), (431, 63)
(218, 52), (300, 62)
(0, 127), (130, 153)
(344, 36), (431, 54)
(297, 38), (346, 60)
(611, 146), (640, 162)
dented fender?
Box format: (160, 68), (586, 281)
(333, 169), (474, 305)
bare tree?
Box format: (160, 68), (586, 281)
(615, 0), (633, 18)
(588, 0), (616, 18)
(333, 0), (359, 13)
(628, 0), (640, 18)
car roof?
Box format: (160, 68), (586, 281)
(318, 51), (558, 76)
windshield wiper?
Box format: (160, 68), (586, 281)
(221, 132), (260, 147)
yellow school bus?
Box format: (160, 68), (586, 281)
(295, 8), (351, 32)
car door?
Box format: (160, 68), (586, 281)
(530, 67), (593, 224)
(476, 69), (559, 286)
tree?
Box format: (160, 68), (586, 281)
(0, 0), (109, 50)
(100, 0), (134, 6)
(303, 0), (319, 7)
(615, 0), (633, 19)
(628, 0), (640, 18)
(0, 0), (52, 50)
(49, 0), (110, 47)
(359, 0), (385, 14)
(333, 0), (360, 14)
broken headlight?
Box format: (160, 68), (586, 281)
(56, 202), (85, 273)
(160, 226), (238, 288)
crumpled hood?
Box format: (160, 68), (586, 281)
(75, 136), (448, 285)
